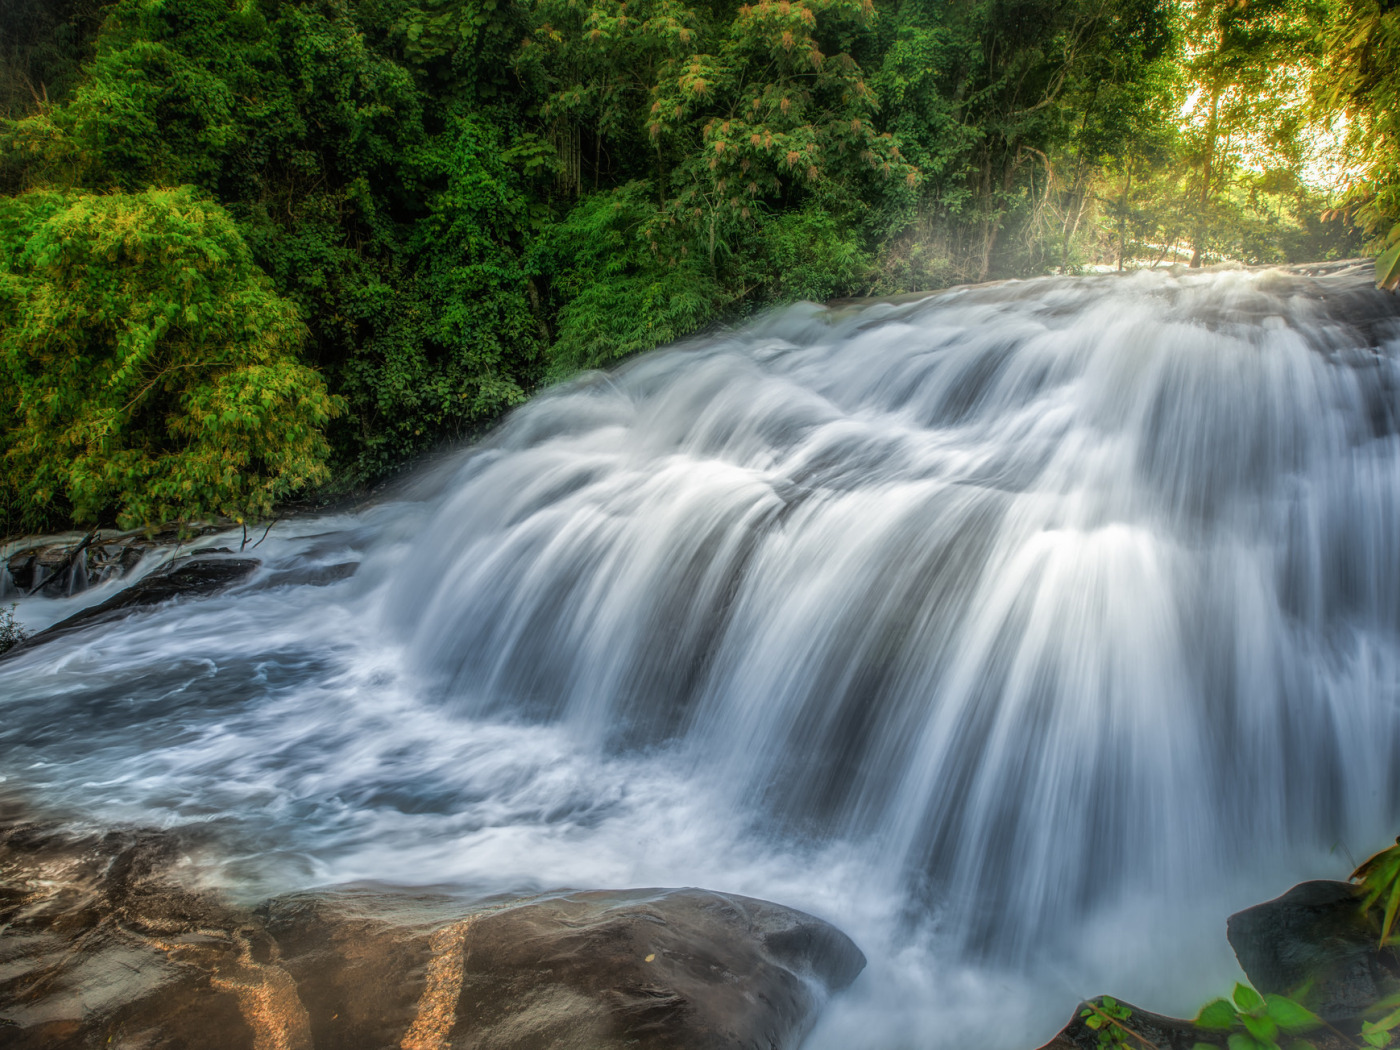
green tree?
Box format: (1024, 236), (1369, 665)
(0, 0), (110, 118)
(339, 113), (544, 467)
(0, 186), (339, 531)
(1181, 0), (1322, 266)
(1312, 0), (1400, 285)
(873, 0), (1178, 280)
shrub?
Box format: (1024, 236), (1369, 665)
(0, 604), (27, 654)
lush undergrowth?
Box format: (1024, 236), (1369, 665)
(0, 0), (1393, 533)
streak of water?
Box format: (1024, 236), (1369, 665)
(3, 264), (1399, 1046)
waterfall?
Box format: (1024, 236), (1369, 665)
(2, 263), (1399, 1046)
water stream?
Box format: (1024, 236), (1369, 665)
(3, 263), (1400, 1047)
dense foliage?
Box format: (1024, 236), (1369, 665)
(0, 186), (337, 530)
(0, 0), (1386, 531)
(1312, 0), (1400, 287)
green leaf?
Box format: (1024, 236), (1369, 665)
(1383, 881), (1400, 948)
(1377, 240), (1400, 293)
(1198, 999), (1240, 1029)
(1242, 1013), (1278, 1043)
(1366, 991), (1400, 1017)
(1234, 984), (1265, 1012)
(1263, 996), (1321, 1033)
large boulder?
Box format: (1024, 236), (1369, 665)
(1227, 880), (1400, 1023)
(0, 820), (865, 1049)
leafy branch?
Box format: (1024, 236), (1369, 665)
(1352, 837), (1400, 949)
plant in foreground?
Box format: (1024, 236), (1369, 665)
(1352, 837), (1400, 948)
(1081, 835), (1400, 1050)
(1082, 997), (1146, 1049)
(1357, 993), (1400, 1049)
(1192, 983), (1322, 1050)
(0, 603), (27, 654)
(1377, 225), (1400, 292)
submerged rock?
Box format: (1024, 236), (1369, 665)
(0, 820), (865, 1049)
(1227, 880), (1400, 1023)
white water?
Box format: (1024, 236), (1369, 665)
(3, 264), (1400, 1047)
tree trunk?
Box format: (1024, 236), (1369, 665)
(1063, 186), (1088, 271)
(1190, 86), (1220, 268)
(1117, 166), (1133, 272)
(975, 153), (994, 281)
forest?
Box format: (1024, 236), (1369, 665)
(0, 0), (1396, 533)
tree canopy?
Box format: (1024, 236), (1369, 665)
(0, 0), (1388, 532)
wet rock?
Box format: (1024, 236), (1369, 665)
(1227, 880), (1400, 1023)
(4, 557), (260, 656)
(3, 536), (130, 597)
(3, 526), (231, 598)
(5, 537), (150, 598)
(1037, 877), (1400, 1050)
(0, 821), (865, 1049)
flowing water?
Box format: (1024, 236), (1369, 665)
(4, 263), (1400, 1046)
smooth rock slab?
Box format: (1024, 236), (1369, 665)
(0, 820), (864, 1049)
(414, 887), (865, 1050)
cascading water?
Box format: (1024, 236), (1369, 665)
(3, 263), (1400, 1046)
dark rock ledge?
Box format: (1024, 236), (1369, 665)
(2, 554), (260, 657)
(0, 820), (865, 1049)
(2, 526), (232, 599)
